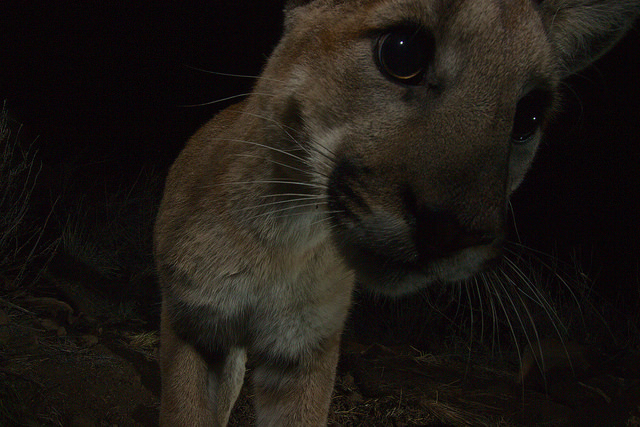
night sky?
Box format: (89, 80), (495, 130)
(1, 2), (284, 167)
(1, 2), (639, 302)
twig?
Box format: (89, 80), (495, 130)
(0, 297), (35, 315)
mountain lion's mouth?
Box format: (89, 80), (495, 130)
(326, 198), (504, 295)
(331, 229), (502, 296)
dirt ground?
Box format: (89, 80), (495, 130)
(2, 282), (640, 427)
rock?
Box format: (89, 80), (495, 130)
(40, 318), (60, 331)
(348, 391), (364, 403)
(82, 334), (100, 347)
(25, 297), (74, 322)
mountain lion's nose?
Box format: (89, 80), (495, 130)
(410, 206), (496, 259)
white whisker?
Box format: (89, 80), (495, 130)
(180, 92), (276, 108)
(472, 277), (486, 344)
(502, 256), (567, 331)
(185, 65), (286, 84)
(508, 200), (522, 244)
(505, 265), (573, 376)
(251, 208), (342, 223)
(309, 217), (333, 227)
(243, 202), (328, 221)
(235, 196), (328, 212)
(504, 245), (584, 318)
(258, 193), (326, 199)
(232, 109), (338, 168)
(198, 101), (338, 174)
(215, 138), (311, 166)
(496, 269), (547, 379)
(203, 180), (326, 190)
(483, 271), (523, 372)
(232, 153), (329, 180)
(479, 273), (502, 355)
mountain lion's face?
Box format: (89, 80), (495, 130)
(257, 0), (559, 294)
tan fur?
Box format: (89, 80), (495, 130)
(154, 1), (639, 425)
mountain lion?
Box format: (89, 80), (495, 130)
(154, 1), (639, 425)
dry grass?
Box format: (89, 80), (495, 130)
(122, 330), (160, 361)
(0, 102), (48, 288)
(58, 165), (161, 287)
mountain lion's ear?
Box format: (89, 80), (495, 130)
(539, 0), (640, 76)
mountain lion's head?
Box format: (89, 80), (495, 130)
(243, 0), (639, 294)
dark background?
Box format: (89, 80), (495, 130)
(0, 2), (283, 168)
(0, 1), (638, 318)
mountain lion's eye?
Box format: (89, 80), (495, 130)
(511, 90), (552, 144)
(375, 27), (434, 85)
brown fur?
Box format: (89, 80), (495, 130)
(154, 1), (639, 425)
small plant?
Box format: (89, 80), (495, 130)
(0, 101), (51, 288)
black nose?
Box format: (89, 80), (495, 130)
(400, 184), (496, 259)
(411, 206), (495, 258)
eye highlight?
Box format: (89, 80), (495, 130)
(375, 27), (434, 85)
(511, 90), (552, 144)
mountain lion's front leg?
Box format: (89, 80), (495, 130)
(159, 307), (212, 426)
(159, 304), (246, 427)
(252, 331), (341, 427)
